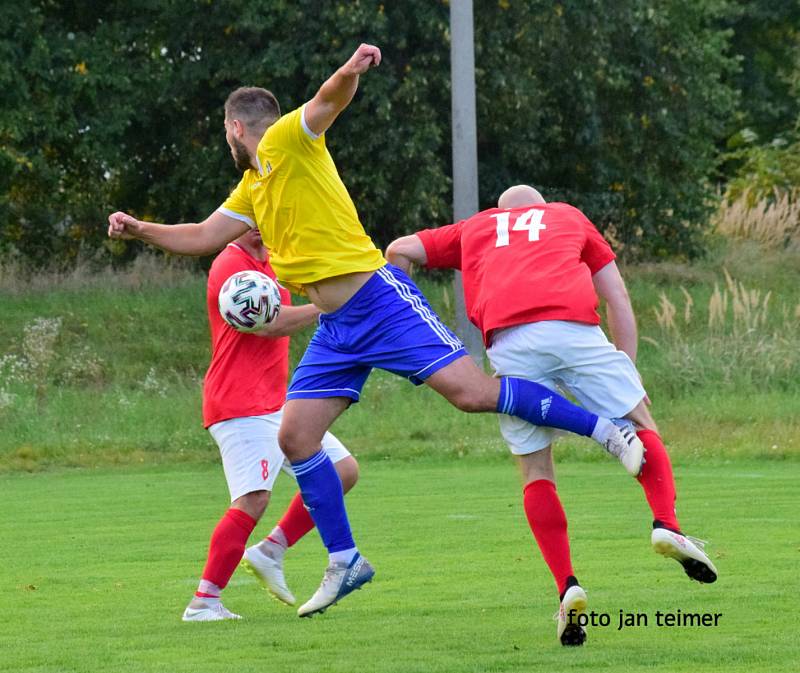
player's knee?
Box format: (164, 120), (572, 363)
(233, 490), (270, 520)
(447, 388), (490, 413)
(278, 424), (309, 458)
(335, 456), (359, 493)
(250, 491), (270, 519)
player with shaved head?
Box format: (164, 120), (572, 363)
(387, 185), (718, 646)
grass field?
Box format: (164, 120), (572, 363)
(1, 238), (798, 670)
(1, 458), (796, 673)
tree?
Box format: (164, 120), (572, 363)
(0, 0), (741, 264)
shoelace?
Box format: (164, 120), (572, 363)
(552, 591), (588, 621)
(602, 427), (633, 457)
(604, 426), (646, 465)
(685, 534), (709, 549)
(319, 564), (345, 590)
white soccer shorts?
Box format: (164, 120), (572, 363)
(208, 409), (351, 502)
(487, 320), (646, 455)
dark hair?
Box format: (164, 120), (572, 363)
(224, 87), (281, 134)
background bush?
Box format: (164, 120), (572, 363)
(6, 0), (795, 266)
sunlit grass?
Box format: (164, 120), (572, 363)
(2, 460), (796, 673)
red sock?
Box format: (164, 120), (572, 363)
(271, 491), (315, 547)
(523, 479), (575, 596)
(636, 429), (680, 531)
(198, 508), (257, 593)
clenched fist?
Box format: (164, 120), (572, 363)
(341, 44), (381, 76)
(107, 211), (144, 240)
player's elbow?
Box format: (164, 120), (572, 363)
(384, 239), (404, 265)
(386, 236), (424, 267)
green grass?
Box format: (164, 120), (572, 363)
(2, 371), (797, 472)
(1, 239), (798, 469)
(1, 459), (796, 672)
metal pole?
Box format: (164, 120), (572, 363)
(450, 0), (484, 363)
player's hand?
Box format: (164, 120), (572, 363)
(107, 211), (144, 240)
(342, 44), (381, 75)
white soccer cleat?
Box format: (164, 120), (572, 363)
(652, 528), (718, 583)
(241, 544), (296, 606)
(603, 423), (645, 476)
(182, 597), (242, 622)
(556, 584), (588, 646)
(297, 553), (375, 618)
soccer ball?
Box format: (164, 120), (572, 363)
(218, 270), (282, 332)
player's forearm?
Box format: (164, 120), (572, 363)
(137, 222), (224, 256)
(304, 44), (380, 136)
(257, 304), (321, 338)
(605, 300), (638, 363)
(315, 67), (360, 117)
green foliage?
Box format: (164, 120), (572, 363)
(723, 135), (800, 203)
(722, 1), (800, 143)
(473, 0), (738, 258)
(0, 1), (743, 263)
(719, 2), (800, 200)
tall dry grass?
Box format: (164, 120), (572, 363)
(0, 252), (200, 295)
(647, 267), (799, 395)
(713, 188), (800, 248)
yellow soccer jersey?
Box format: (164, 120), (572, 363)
(218, 105), (385, 292)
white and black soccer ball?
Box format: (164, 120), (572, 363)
(218, 270), (282, 332)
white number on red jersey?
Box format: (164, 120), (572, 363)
(491, 208), (546, 247)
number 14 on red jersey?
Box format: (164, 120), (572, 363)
(491, 208), (546, 247)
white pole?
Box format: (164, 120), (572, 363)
(450, 0), (484, 363)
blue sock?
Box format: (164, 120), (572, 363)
(497, 377), (598, 437)
(291, 450), (355, 553)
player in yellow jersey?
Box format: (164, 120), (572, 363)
(108, 43), (643, 618)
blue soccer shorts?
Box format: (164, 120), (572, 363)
(286, 264), (467, 402)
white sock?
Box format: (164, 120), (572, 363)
(590, 416), (615, 445)
(196, 579), (221, 598)
(265, 526), (288, 549)
(254, 527), (287, 560)
(329, 547), (357, 565)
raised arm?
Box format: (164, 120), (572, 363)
(107, 210), (250, 257)
(592, 261), (638, 363)
(385, 234), (428, 275)
(303, 43), (381, 137)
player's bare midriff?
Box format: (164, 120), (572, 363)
(304, 270), (376, 313)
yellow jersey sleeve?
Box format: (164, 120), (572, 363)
(217, 174), (257, 228)
(265, 105), (324, 156)
(248, 105), (385, 292)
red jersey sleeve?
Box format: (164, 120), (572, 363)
(579, 214), (616, 274)
(416, 221), (465, 270)
(208, 252), (252, 299)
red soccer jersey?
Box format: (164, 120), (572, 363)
(202, 243), (292, 427)
(417, 202), (616, 346)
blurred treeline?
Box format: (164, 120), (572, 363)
(1, 0), (798, 265)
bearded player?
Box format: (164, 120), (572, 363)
(108, 44), (643, 618)
(386, 185), (717, 646)
(182, 227), (359, 621)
